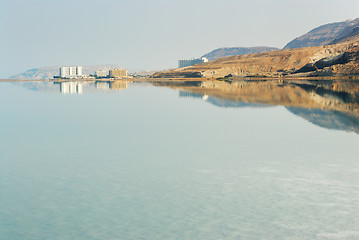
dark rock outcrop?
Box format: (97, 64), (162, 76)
(294, 52), (354, 74)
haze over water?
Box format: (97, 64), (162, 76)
(1, 81), (359, 240)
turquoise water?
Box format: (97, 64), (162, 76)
(1, 81), (359, 240)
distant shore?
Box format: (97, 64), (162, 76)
(2, 75), (359, 83)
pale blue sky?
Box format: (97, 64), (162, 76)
(1, 0), (358, 78)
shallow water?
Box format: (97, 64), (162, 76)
(1, 80), (359, 240)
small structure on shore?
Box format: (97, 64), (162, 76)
(178, 57), (208, 68)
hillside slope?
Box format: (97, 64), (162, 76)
(201, 47), (279, 61)
(283, 18), (359, 49)
(152, 40), (359, 78)
(329, 26), (359, 44)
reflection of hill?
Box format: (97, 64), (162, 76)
(12, 81), (59, 92)
(287, 107), (359, 133)
(206, 96), (268, 108)
(155, 79), (359, 133)
(165, 80), (359, 111)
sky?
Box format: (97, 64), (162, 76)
(0, 0), (359, 78)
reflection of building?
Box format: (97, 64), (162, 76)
(178, 57), (208, 68)
(179, 91), (208, 100)
(94, 81), (128, 90)
(95, 81), (110, 89)
(54, 80), (129, 94)
(60, 82), (83, 94)
(109, 68), (127, 78)
(60, 66), (83, 78)
(110, 81), (128, 90)
(96, 70), (107, 78)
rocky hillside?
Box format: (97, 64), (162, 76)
(10, 65), (122, 80)
(329, 25), (359, 45)
(283, 18), (359, 49)
(201, 47), (279, 61)
(152, 40), (359, 78)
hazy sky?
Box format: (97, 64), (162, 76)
(1, 0), (358, 78)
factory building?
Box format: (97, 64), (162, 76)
(109, 68), (127, 78)
(60, 66), (83, 78)
(178, 57), (208, 68)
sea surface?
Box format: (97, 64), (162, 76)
(1, 80), (359, 240)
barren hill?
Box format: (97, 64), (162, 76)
(201, 47), (279, 61)
(283, 18), (359, 49)
(152, 40), (359, 79)
(330, 25), (359, 44)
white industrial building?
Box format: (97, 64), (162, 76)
(178, 57), (208, 68)
(60, 66), (83, 78)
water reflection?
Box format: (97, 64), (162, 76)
(57, 80), (128, 94)
(109, 81), (127, 90)
(287, 107), (359, 133)
(95, 81), (109, 89)
(15, 80), (130, 94)
(10, 79), (359, 133)
(58, 81), (83, 94)
(162, 79), (359, 133)
(2, 79), (359, 240)
(179, 91), (208, 100)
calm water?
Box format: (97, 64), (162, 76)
(1, 80), (359, 240)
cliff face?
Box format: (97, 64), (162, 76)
(283, 18), (359, 49)
(201, 47), (279, 61)
(152, 41), (359, 78)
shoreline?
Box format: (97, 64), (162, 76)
(2, 75), (359, 83)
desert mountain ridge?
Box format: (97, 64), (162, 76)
(196, 18), (359, 62)
(201, 47), (279, 61)
(9, 18), (359, 80)
(153, 40), (359, 78)
(283, 18), (359, 49)
(153, 18), (359, 79)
